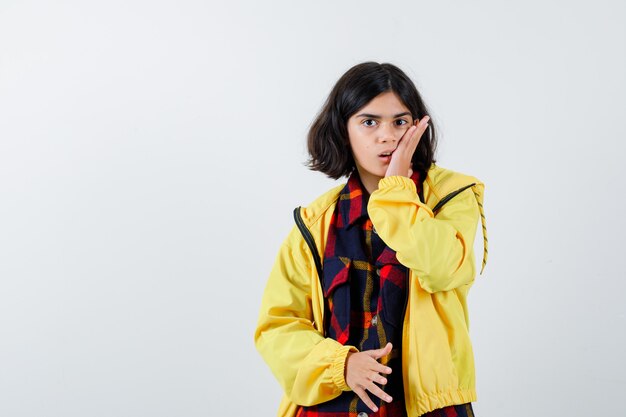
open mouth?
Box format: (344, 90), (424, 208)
(378, 147), (396, 157)
(378, 150), (394, 163)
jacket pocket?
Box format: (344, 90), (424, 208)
(375, 247), (408, 329)
(322, 256), (352, 344)
(322, 256), (351, 297)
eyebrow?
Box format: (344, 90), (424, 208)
(355, 112), (412, 118)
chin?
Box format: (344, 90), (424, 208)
(355, 163), (385, 180)
(363, 167), (386, 179)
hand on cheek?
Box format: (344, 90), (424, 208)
(384, 116), (430, 178)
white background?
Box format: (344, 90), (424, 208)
(1, 1), (625, 416)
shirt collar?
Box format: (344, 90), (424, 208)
(338, 169), (422, 229)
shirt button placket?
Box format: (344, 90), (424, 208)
(357, 413), (369, 417)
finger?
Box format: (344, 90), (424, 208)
(353, 386), (379, 413)
(378, 342), (393, 359)
(399, 118), (428, 152)
(411, 117), (430, 141)
(405, 117), (429, 155)
(366, 381), (393, 404)
(399, 126), (418, 147)
(362, 356), (393, 376)
(416, 115), (430, 127)
(378, 342), (392, 357)
(364, 359), (393, 376)
(368, 370), (388, 385)
(365, 342), (392, 359)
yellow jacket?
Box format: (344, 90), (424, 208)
(254, 163), (488, 417)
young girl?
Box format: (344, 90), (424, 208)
(254, 62), (488, 417)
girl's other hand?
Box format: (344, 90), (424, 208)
(344, 342), (394, 413)
(385, 116), (430, 178)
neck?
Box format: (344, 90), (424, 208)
(355, 168), (382, 196)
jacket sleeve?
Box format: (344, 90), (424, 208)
(254, 224), (359, 406)
(367, 175), (480, 293)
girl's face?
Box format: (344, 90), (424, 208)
(346, 91), (414, 192)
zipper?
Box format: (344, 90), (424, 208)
(293, 206), (324, 285)
(400, 268), (409, 354)
(432, 183), (476, 215)
(293, 206), (328, 335)
(400, 268), (409, 331)
(400, 267), (410, 409)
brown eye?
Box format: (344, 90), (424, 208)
(363, 119), (377, 127)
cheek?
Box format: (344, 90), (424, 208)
(351, 141), (370, 154)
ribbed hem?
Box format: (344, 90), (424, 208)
(413, 388), (477, 416)
(378, 175), (416, 192)
(331, 345), (359, 391)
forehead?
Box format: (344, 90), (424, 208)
(356, 91), (410, 116)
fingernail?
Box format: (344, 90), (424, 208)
(386, 396), (393, 402)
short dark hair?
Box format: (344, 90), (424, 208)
(305, 61), (438, 180)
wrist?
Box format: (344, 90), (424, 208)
(344, 351), (354, 380)
(332, 345), (358, 391)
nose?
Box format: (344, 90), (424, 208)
(378, 122), (398, 143)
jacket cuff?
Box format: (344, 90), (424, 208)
(331, 345), (359, 391)
(378, 175), (416, 193)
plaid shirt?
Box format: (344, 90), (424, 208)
(297, 170), (475, 417)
